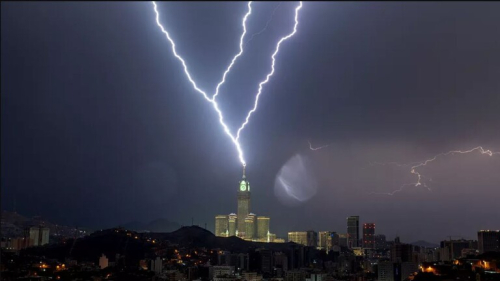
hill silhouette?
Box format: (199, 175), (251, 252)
(148, 226), (297, 252)
(24, 226), (298, 264)
(120, 218), (180, 233)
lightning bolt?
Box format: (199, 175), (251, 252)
(370, 146), (499, 196)
(152, 1), (252, 165)
(308, 140), (332, 151)
(152, 2), (303, 166)
(236, 2), (303, 140)
(212, 2), (253, 102)
(244, 3), (282, 46)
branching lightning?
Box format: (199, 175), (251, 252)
(236, 2), (303, 140)
(152, 1), (252, 166)
(152, 2), (303, 166)
(370, 146), (499, 196)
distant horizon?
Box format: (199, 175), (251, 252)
(2, 209), (476, 245)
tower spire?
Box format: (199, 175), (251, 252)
(242, 164), (246, 179)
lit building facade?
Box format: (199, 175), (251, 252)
(215, 215), (229, 237)
(347, 216), (360, 248)
(245, 213), (257, 239)
(288, 232), (307, 246)
(363, 223), (375, 249)
(318, 231), (335, 251)
(25, 226), (49, 247)
(257, 216), (270, 240)
(228, 213), (237, 236)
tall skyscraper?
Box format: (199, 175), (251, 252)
(213, 168), (272, 241)
(347, 216), (360, 248)
(478, 230), (500, 253)
(237, 167), (251, 235)
(215, 215), (229, 237)
(228, 213), (237, 236)
(363, 223), (375, 249)
(257, 216), (270, 240)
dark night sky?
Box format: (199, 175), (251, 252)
(2, 2), (500, 243)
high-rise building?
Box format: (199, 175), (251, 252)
(363, 223), (375, 249)
(306, 231), (318, 247)
(347, 216), (359, 248)
(214, 167), (272, 241)
(318, 231), (332, 251)
(228, 213), (237, 236)
(257, 216), (270, 240)
(329, 232), (340, 251)
(391, 237), (413, 263)
(288, 232), (308, 246)
(151, 256), (162, 275)
(375, 234), (388, 249)
(245, 213), (256, 239)
(288, 231), (317, 247)
(215, 215), (229, 237)
(478, 230), (500, 253)
(440, 239), (477, 259)
(338, 233), (348, 248)
(237, 167), (251, 235)
(25, 226), (49, 247)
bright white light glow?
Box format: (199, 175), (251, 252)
(274, 154), (317, 205)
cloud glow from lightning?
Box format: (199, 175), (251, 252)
(152, 1), (303, 166)
(370, 146), (500, 196)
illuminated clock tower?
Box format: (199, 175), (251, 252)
(237, 165), (251, 236)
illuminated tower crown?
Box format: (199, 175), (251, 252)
(237, 165), (251, 235)
(239, 165), (250, 192)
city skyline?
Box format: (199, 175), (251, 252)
(2, 1), (500, 244)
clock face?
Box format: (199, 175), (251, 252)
(240, 182), (246, 191)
